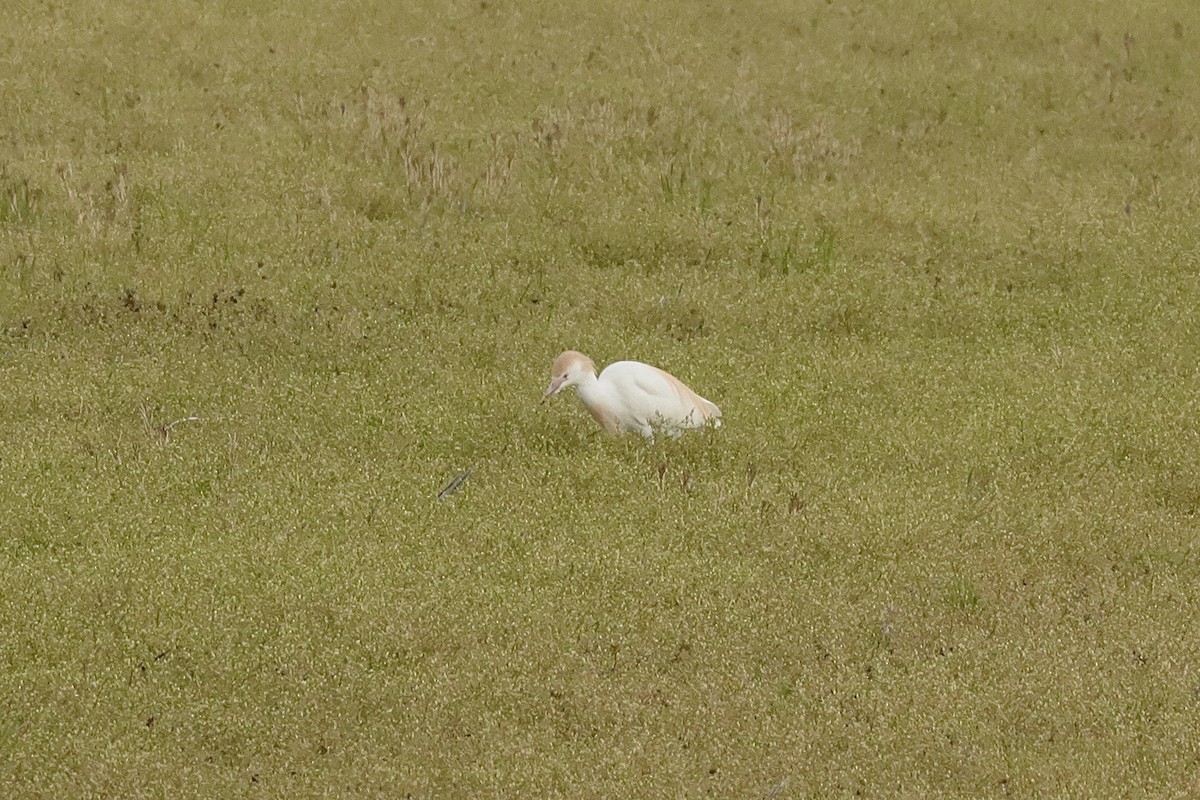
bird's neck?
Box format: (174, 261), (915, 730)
(574, 371), (604, 403)
(574, 372), (621, 433)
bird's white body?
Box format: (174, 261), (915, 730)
(543, 351), (721, 440)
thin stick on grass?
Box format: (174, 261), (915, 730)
(762, 777), (789, 799)
(437, 469), (472, 500)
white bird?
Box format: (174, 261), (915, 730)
(542, 350), (721, 440)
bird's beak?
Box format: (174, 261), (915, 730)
(541, 376), (566, 402)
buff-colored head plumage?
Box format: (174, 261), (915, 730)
(543, 351), (598, 399)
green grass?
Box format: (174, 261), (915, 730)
(3, 0), (1200, 796)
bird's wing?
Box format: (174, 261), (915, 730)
(654, 367), (721, 421)
(638, 365), (720, 424)
(599, 361), (720, 428)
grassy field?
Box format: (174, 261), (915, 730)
(3, 0), (1200, 796)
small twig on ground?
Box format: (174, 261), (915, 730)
(763, 777), (789, 799)
(437, 469), (472, 500)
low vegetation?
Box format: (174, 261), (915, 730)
(2, 0), (1199, 796)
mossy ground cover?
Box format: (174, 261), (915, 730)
(2, 0), (1200, 796)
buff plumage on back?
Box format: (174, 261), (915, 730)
(648, 365), (721, 423)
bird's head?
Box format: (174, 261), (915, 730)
(542, 350), (597, 401)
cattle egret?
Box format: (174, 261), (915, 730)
(542, 350), (721, 440)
